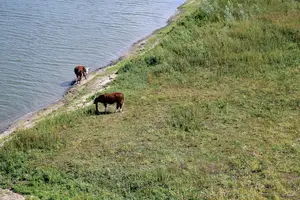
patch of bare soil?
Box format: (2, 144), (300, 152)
(0, 189), (25, 200)
(66, 73), (117, 112)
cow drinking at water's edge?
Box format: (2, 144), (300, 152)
(94, 92), (124, 114)
(74, 65), (90, 84)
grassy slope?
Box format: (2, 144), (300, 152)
(1, 0), (300, 199)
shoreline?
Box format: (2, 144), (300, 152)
(0, 1), (186, 142)
(0, 58), (120, 139)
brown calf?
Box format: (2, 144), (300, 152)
(74, 65), (89, 84)
(93, 92), (124, 114)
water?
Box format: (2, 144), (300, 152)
(0, 0), (184, 132)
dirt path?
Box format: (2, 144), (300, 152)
(0, 189), (25, 200)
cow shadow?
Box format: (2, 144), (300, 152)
(85, 108), (114, 116)
(96, 111), (114, 115)
(60, 80), (76, 87)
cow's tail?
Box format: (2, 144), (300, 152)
(93, 92), (99, 104)
(93, 96), (97, 104)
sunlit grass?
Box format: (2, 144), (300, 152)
(1, 0), (300, 199)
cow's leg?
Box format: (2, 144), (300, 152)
(116, 103), (120, 113)
(95, 102), (99, 114)
(78, 74), (82, 84)
(119, 102), (124, 113)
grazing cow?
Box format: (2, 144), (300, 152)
(93, 92), (124, 114)
(74, 65), (90, 84)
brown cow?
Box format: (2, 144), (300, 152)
(93, 92), (124, 114)
(74, 65), (90, 84)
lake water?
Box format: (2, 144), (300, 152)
(0, 0), (184, 132)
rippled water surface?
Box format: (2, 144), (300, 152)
(0, 0), (184, 132)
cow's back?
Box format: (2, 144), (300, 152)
(94, 92), (124, 104)
(104, 92), (124, 104)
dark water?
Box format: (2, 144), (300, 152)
(0, 0), (184, 132)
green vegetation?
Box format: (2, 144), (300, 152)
(1, 0), (300, 199)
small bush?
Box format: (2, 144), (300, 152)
(118, 61), (138, 74)
(144, 55), (160, 66)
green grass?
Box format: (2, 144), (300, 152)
(1, 0), (300, 199)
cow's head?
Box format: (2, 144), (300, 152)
(86, 68), (91, 74)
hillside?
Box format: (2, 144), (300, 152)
(1, 0), (300, 199)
